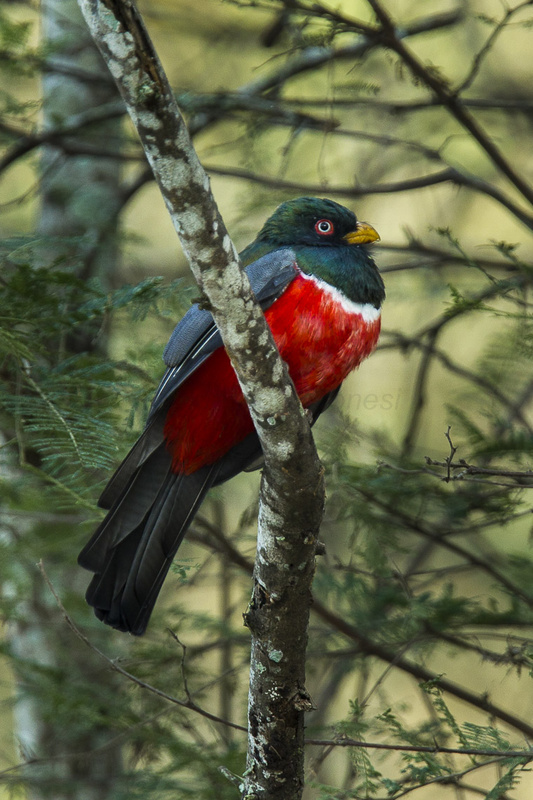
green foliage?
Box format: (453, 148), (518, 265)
(306, 251), (533, 795)
(3, 0), (533, 798)
(0, 233), (250, 798)
(0, 238), (186, 505)
(0, 7), (35, 77)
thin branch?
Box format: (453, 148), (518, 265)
(379, 242), (522, 275)
(211, 9), (460, 101)
(312, 595), (533, 740)
(365, 0), (533, 208)
(456, 1), (533, 94)
(190, 523), (533, 740)
(422, 624), (533, 670)
(425, 460), (533, 483)
(38, 561), (246, 732)
(205, 164), (459, 195)
(401, 328), (438, 457)
(356, 486), (533, 607)
(379, 460), (533, 492)
(204, 165), (533, 230)
(285, 96), (533, 113)
(0, 101), (125, 175)
(382, 330), (533, 434)
(305, 737), (533, 759)
(417, 276), (529, 339)
(374, 759), (521, 800)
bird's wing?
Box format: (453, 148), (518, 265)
(97, 248), (298, 510)
(149, 247), (299, 417)
(79, 249), (303, 633)
(79, 248), (346, 635)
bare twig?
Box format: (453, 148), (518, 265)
(365, 0), (533, 208)
(203, 165), (533, 230)
(305, 736), (533, 759)
(456, 1), (533, 94)
(189, 523), (533, 740)
(38, 560), (246, 732)
(382, 330), (533, 434)
(401, 329), (439, 456)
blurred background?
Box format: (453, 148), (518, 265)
(2, 0), (533, 797)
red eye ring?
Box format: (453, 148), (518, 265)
(315, 219), (334, 236)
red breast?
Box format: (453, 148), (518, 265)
(164, 273), (381, 474)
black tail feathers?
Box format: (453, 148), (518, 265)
(79, 452), (219, 635)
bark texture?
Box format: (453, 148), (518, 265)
(243, 467), (320, 798)
(76, 2), (325, 797)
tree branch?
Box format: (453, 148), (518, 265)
(204, 165), (533, 230)
(75, 2), (325, 797)
(306, 737), (533, 760)
(38, 561), (246, 731)
(191, 522), (533, 741)
(365, 0), (533, 209)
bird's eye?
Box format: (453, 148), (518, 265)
(315, 219), (334, 236)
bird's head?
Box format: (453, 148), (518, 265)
(250, 197), (384, 308)
(254, 196), (380, 249)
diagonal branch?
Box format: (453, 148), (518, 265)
(204, 165), (533, 230)
(39, 560), (246, 732)
(190, 522), (533, 741)
(365, 0), (533, 209)
(75, 2), (325, 798)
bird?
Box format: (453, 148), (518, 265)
(79, 196), (385, 635)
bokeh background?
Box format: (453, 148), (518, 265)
(2, 0), (533, 797)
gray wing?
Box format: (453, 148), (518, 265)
(149, 248), (299, 418)
(79, 247), (342, 635)
(97, 248), (299, 510)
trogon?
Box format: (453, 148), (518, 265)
(79, 197), (385, 635)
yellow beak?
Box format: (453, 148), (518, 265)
(343, 221), (380, 245)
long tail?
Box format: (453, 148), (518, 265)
(79, 390), (339, 635)
(79, 416), (265, 635)
(79, 441), (220, 635)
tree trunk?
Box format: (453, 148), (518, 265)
(9, 2), (125, 797)
(75, 2), (325, 797)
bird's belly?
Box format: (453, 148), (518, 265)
(165, 273), (381, 473)
(270, 272), (381, 405)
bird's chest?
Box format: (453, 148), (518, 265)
(265, 272), (381, 404)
